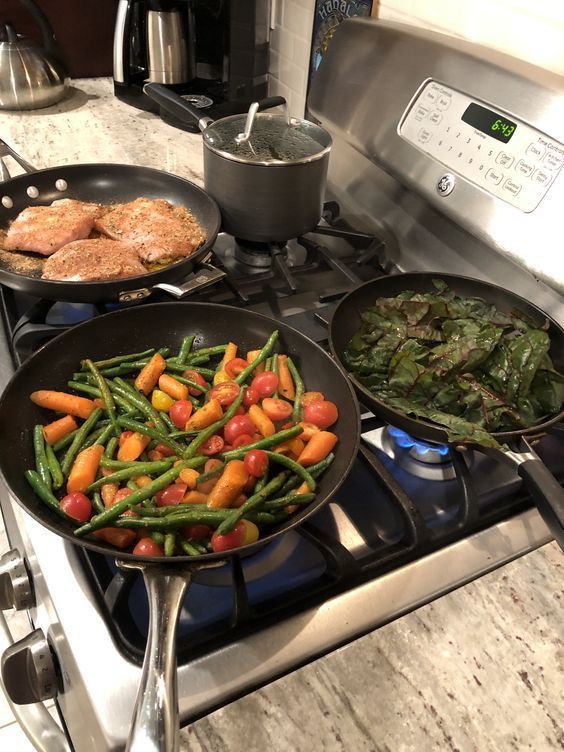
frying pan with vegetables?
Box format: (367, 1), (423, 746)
(0, 302), (360, 751)
(0, 139), (221, 303)
(329, 273), (564, 550)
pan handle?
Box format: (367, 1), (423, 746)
(117, 558), (225, 751)
(143, 83), (213, 132)
(492, 438), (564, 550)
(0, 138), (36, 175)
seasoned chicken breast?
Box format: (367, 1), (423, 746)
(5, 199), (103, 256)
(95, 198), (205, 263)
(42, 239), (146, 281)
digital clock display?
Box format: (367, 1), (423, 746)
(461, 102), (517, 142)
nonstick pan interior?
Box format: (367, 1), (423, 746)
(0, 302), (360, 562)
(0, 164), (221, 302)
(330, 273), (564, 444)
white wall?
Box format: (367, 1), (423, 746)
(268, 1), (564, 118)
(377, 0), (564, 76)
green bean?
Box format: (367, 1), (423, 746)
(215, 471), (288, 535)
(160, 412), (175, 432)
(114, 509), (229, 529)
(112, 378), (168, 435)
(71, 372), (90, 383)
(187, 344), (228, 358)
(84, 359), (119, 437)
(96, 348), (171, 377)
(104, 436), (118, 459)
(25, 470), (71, 521)
(86, 459), (175, 493)
(127, 479), (139, 491)
(151, 531), (165, 545)
(179, 539), (200, 556)
(180, 354), (211, 366)
(220, 425), (303, 461)
(116, 417), (185, 456)
(165, 373), (210, 393)
(235, 330), (279, 384)
(278, 453), (335, 496)
(195, 463), (224, 486)
(272, 353), (279, 398)
(164, 532), (176, 556)
(92, 424), (114, 448)
(254, 473), (268, 493)
(263, 451), (315, 491)
(61, 408), (103, 476)
(184, 386), (245, 459)
(53, 428), (79, 453)
(44, 442), (64, 490)
(165, 362), (215, 379)
(92, 491), (105, 514)
(33, 425), (52, 489)
(83, 348), (156, 371)
(286, 357), (304, 423)
(68, 380), (138, 415)
(74, 461), (200, 536)
(261, 492), (315, 510)
(246, 511), (283, 525)
(264, 357), (272, 371)
(100, 457), (167, 470)
(185, 539), (207, 554)
(177, 336), (195, 365)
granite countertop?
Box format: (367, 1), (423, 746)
(0, 79), (563, 752)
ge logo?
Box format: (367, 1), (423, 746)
(437, 173), (455, 196)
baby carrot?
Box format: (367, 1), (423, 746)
(135, 353), (166, 395)
(117, 432), (151, 462)
(30, 390), (96, 420)
(276, 355), (295, 400)
(158, 373), (189, 402)
(297, 431), (338, 467)
(43, 415), (78, 446)
(67, 444), (104, 494)
(207, 460), (249, 509)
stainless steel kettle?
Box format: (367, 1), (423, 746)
(0, 0), (68, 110)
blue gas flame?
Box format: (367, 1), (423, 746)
(388, 426), (449, 457)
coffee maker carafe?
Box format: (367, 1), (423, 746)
(113, 0), (269, 128)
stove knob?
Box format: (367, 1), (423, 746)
(1, 629), (58, 703)
(0, 549), (34, 610)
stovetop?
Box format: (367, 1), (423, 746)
(0, 214), (558, 749)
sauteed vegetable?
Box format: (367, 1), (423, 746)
(343, 280), (564, 448)
(25, 332), (340, 556)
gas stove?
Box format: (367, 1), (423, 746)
(1, 18), (564, 752)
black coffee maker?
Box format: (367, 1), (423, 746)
(113, 0), (269, 130)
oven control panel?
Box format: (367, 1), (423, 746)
(398, 80), (564, 212)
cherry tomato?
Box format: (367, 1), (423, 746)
(251, 371), (278, 398)
(224, 414), (256, 444)
(209, 381), (240, 406)
(261, 397), (293, 421)
(211, 520), (260, 552)
(232, 433), (254, 448)
(244, 449), (269, 478)
(303, 400), (339, 429)
(181, 524), (212, 541)
(118, 430), (134, 446)
(243, 386), (260, 408)
(225, 357), (249, 379)
(133, 538), (164, 557)
(201, 435), (225, 456)
(156, 483), (188, 506)
(154, 443), (177, 457)
(182, 369), (207, 396)
(60, 492), (92, 522)
(169, 399), (193, 430)
(301, 391), (325, 406)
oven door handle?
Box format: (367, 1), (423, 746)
(0, 610), (71, 752)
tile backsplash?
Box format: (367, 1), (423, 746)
(268, 0), (564, 118)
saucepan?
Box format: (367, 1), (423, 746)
(0, 302), (360, 750)
(144, 83), (333, 243)
(329, 273), (564, 550)
(0, 138), (222, 303)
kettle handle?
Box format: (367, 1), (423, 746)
(19, 0), (57, 54)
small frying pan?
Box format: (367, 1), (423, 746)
(0, 139), (221, 303)
(329, 273), (564, 550)
(0, 302), (360, 750)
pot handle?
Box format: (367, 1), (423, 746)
(494, 439), (564, 550)
(236, 96), (290, 144)
(143, 83), (213, 132)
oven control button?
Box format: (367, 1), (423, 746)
(0, 549), (34, 611)
(485, 168), (503, 185)
(515, 160), (534, 177)
(503, 178), (521, 196)
(1, 629), (59, 703)
(526, 143), (545, 160)
(436, 173), (455, 196)
(423, 88), (438, 104)
(436, 93), (451, 110)
(532, 169), (552, 187)
(418, 128), (432, 144)
(414, 105), (429, 121)
(429, 110), (442, 125)
(495, 151), (514, 168)
(543, 150), (563, 169)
